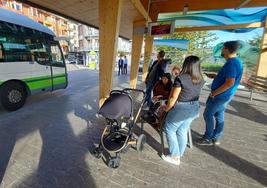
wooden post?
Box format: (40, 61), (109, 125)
(99, 0), (122, 107)
(129, 21), (145, 88)
(142, 34), (154, 82)
(256, 18), (267, 78)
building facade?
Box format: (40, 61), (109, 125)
(68, 21), (79, 52)
(0, 0), (131, 66)
(78, 24), (131, 66)
(0, 0), (69, 55)
(78, 25), (99, 52)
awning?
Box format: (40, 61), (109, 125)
(158, 8), (267, 33)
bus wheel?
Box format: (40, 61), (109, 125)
(0, 82), (27, 111)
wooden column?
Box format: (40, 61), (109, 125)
(142, 34), (154, 81)
(129, 22), (145, 88)
(256, 18), (267, 77)
(99, 0), (122, 106)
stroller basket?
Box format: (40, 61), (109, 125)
(102, 129), (128, 152)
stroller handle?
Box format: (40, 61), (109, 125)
(123, 88), (146, 98)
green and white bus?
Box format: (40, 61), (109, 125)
(0, 8), (68, 111)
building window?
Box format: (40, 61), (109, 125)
(79, 40), (83, 49)
(32, 8), (37, 16)
(10, 2), (22, 11)
(78, 25), (83, 35)
(29, 7), (33, 16)
(2, 0), (9, 6)
(15, 3), (22, 11)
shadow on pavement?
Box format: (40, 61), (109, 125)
(191, 130), (267, 187)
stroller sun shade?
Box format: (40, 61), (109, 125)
(99, 92), (132, 120)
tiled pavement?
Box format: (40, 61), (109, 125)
(0, 69), (267, 188)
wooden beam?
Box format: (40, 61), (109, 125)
(174, 22), (264, 32)
(142, 34), (154, 81)
(130, 22), (145, 88)
(131, 0), (152, 22)
(99, 0), (123, 107)
(256, 17), (267, 77)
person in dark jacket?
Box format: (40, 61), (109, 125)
(118, 56), (124, 75)
(152, 73), (173, 101)
(142, 73), (173, 128)
(144, 50), (169, 107)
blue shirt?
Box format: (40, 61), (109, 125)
(211, 57), (243, 100)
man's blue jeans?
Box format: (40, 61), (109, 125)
(165, 101), (199, 157)
(145, 80), (153, 107)
(203, 97), (231, 141)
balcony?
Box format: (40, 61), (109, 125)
(44, 19), (53, 26)
(59, 24), (68, 30)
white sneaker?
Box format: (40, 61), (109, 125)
(161, 155), (180, 166)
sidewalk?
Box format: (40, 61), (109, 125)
(0, 71), (266, 188)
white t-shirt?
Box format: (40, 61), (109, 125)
(124, 58), (128, 65)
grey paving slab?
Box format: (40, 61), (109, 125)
(0, 68), (267, 188)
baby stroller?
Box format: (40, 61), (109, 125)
(93, 88), (146, 168)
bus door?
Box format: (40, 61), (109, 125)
(49, 42), (67, 90)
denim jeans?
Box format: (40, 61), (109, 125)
(203, 97), (231, 141)
(145, 80), (153, 107)
(164, 101), (199, 157)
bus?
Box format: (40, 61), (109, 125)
(0, 8), (68, 111)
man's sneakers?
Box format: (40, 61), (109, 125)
(161, 155), (180, 166)
(196, 138), (213, 146)
(196, 137), (220, 146)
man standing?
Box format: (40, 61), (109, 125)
(197, 41), (243, 145)
(118, 56), (124, 75)
(144, 50), (169, 107)
(123, 55), (128, 75)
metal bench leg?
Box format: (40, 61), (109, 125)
(188, 128), (193, 149)
(160, 129), (165, 155)
(250, 89), (253, 101)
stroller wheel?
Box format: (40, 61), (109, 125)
(108, 156), (120, 169)
(137, 134), (146, 152)
(93, 146), (103, 159)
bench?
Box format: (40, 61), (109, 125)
(242, 75), (267, 100)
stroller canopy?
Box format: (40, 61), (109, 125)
(99, 92), (132, 120)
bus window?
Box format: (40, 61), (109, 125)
(50, 43), (64, 67)
(0, 34), (49, 64)
(2, 42), (32, 62)
(0, 44), (3, 62)
(28, 43), (49, 65)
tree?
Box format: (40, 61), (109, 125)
(248, 35), (262, 48)
(155, 31), (218, 66)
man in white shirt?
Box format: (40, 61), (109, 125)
(123, 56), (128, 75)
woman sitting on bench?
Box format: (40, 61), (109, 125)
(161, 56), (204, 166)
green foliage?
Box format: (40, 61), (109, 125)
(201, 62), (223, 72)
(248, 35), (262, 48)
(155, 31), (218, 65)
